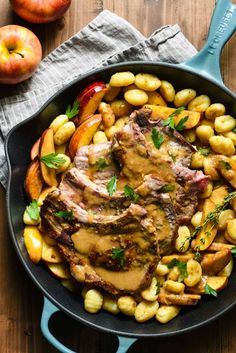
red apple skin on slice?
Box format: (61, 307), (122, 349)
(39, 128), (58, 187)
(74, 82), (107, 126)
(69, 114), (102, 159)
(30, 137), (41, 160)
(25, 159), (44, 200)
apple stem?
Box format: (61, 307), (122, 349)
(9, 50), (24, 58)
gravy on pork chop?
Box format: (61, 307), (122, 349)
(40, 108), (209, 295)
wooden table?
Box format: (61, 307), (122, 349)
(0, 1), (236, 352)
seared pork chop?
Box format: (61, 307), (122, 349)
(40, 107), (209, 295)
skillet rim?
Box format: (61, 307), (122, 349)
(5, 60), (236, 338)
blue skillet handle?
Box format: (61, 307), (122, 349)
(181, 0), (236, 85)
(41, 297), (75, 353)
(41, 297), (137, 353)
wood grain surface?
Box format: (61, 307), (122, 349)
(0, 1), (236, 352)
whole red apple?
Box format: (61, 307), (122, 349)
(0, 25), (42, 85)
(10, 0), (72, 24)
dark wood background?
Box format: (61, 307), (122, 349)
(0, 0), (236, 352)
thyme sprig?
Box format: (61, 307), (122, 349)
(179, 191), (236, 252)
(193, 191), (236, 235)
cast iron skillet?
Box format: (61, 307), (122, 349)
(5, 1), (236, 352)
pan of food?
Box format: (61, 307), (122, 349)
(5, 0), (236, 352)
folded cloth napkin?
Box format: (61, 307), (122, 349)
(0, 9), (197, 188)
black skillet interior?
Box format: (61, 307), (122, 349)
(5, 62), (236, 338)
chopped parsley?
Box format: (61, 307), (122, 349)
(124, 185), (139, 202)
(107, 176), (117, 196)
(26, 200), (40, 221)
(175, 116), (189, 131)
(167, 258), (188, 281)
(151, 128), (164, 149)
(162, 115), (175, 129)
(111, 248), (125, 267)
(54, 210), (74, 220)
(220, 160), (232, 170)
(65, 100), (79, 119)
(163, 107), (188, 131)
(40, 153), (66, 169)
(160, 183), (175, 193)
(96, 157), (109, 171)
(204, 283), (218, 297)
(233, 128), (236, 133)
(198, 147), (211, 156)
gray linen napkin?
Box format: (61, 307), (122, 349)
(0, 9), (197, 188)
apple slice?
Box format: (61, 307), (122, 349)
(74, 82), (107, 126)
(69, 114), (102, 159)
(46, 262), (71, 279)
(25, 159), (44, 200)
(39, 128), (58, 187)
(30, 137), (41, 160)
(186, 275), (228, 295)
(41, 239), (64, 263)
(143, 104), (201, 129)
(23, 225), (43, 264)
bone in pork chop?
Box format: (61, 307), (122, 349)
(40, 108), (209, 295)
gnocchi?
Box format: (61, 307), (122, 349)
(174, 89), (196, 107)
(205, 103), (226, 120)
(184, 259), (202, 287)
(84, 289), (103, 313)
(209, 135), (235, 156)
(156, 305), (181, 324)
(214, 115), (236, 133)
(124, 89), (148, 106)
(134, 300), (159, 323)
(159, 80), (175, 102)
(54, 121), (76, 145)
(110, 71), (135, 87)
(135, 73), (161, 91)
(188, 95), (211, 112)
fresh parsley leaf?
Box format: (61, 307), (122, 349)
(231, 247), (236, 257)
(167, 258), (188, 281)
(198, 147), (211, 156)
(169, 106), (186, 117)
(160, 183), (175, 193)
(163, 107), (186, 130)
(26, 199), (40, 221)
(163, 115), (175, 129)
(107, 176), (117, 196)
(40, 153), (66, 169)
(54, 210), (74, 220)
(220, 160), (232, 170)
(96, 157), (109, 171)
(111, 248), (125, 267)
(124, 185), (139, 202)
(151, 128), (164, 149)
(204, 283), (218, 297)
(175, 116), (189, 131)
(233, 128), (236, 133)
(65, 100), (79, 119)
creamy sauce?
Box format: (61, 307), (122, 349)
(94, 267), (147, 291)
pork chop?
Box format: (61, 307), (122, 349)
(40, 107), (209, 295)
